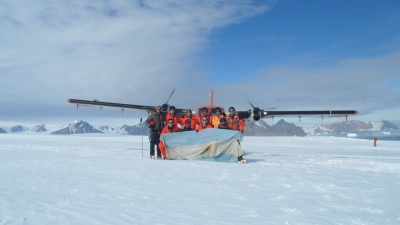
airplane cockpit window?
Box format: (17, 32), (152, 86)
(197, 109), (205, 115)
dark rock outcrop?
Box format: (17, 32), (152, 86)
(0, 128), (7, 133)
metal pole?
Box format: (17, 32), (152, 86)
(141, 118), (143, 159)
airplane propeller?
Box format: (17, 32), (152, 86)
(244, 96), (269, 131)
(161, 89), (175, 112)
(244, 97), (262, 121)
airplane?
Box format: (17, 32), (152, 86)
(66, 89), (359, 124)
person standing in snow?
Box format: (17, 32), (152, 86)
(226, 106), (245, 134)
(145, 105), (165, 159)
(224, 108), (246, 163)
(159, 118), (180, 158)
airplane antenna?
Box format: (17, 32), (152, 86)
(165, 89), (175, 104)
(210, 90), (213, 106)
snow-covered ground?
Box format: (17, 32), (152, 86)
(1, 134), (399, 224)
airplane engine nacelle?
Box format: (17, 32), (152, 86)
(253, 114), (261, 121)
(252, 107), (261, 121)
(161, 103), (169, 113)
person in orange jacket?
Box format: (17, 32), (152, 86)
(179, 109), (197, 130)
(178, 119), (194, 132)
(210, 107), (225, 128)
(159, 118), (180, 158)
(196, 116), (213, 131)
(219, 116), (246, 163)
(197, 107), (211, 126)
(226, 106), (245, 134)
(165, 106), (181, 127)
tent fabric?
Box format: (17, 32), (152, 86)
(160, 129), (244, 163)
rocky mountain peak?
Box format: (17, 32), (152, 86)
(51, 120), (103, 135)
(10, 125), (29, 133)
(31, 124), (47, 133)
(380, 120), (399, 131)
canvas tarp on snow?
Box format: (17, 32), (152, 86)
(160, 128), (244, 163)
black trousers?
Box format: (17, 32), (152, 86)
(149, 131), (161, 157)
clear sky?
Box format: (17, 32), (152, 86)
(0, 0), (399, 127)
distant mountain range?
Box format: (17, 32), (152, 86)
(244, 119), (307, 136)
(310, 120), (398, 134)
(0, 119), (398, 137)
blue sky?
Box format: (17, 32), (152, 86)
(0, 0), (399, 127)
(204, 0), (400, 81)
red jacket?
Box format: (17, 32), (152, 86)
(179, 115), (197, 130)
(161, 125), (180, 135)
(226, 113), (245, 133)
(165, 113), (181, 126)
(159, 125), (180, 158)
(196, 124), (213, 131)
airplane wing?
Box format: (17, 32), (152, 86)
(236, 109), (358, 121)
(260, 110), (358, 118)
(66, 99), (188, 115)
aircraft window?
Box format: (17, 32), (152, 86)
(198, 108), (209, 115)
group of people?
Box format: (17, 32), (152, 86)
(145, 106), (245, 162)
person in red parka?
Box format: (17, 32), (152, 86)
(200, 107), (211, 123)
(196, 116), (213, 131)
(179, 109), (197, 130)
(225, 106), (245, 133)
(178, 119), (194, 132)
(225, 108), (246, 163)
(165, 106), (181, 127)
(159, 118), (180, 158)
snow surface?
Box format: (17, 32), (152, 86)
(1, 134), (399, 224)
